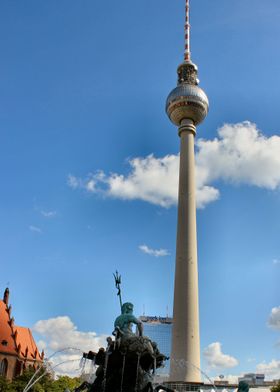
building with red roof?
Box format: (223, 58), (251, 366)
(0, 288), (44, 380)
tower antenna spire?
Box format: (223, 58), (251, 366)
(184, 0), (191, 62)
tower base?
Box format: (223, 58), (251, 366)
(161, 382), (238, 392)
(163, 381), (204, 392)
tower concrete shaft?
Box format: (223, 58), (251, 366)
(169, 119), (201, 383)
(166, 0), (209, 383)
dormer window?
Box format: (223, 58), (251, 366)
(1, 340), (8, 346)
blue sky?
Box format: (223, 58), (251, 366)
(1, 0), (280, 381)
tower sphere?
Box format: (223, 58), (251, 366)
(166, 83), (209, 127)
(166, 61), (209, 127)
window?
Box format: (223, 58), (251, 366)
(0, 358), (8, 377)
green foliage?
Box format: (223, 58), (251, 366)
(2, 369), (82, 392)
(4, 369), (52, 392)
(271, 381), (280, 392)
(52, 375), (81, 391)
(0, 376), (9, 392)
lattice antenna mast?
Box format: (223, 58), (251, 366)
(184, 0), (191, 62)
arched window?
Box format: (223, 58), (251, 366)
(14, 360), (22, 378)
(0, 358), (8, 377)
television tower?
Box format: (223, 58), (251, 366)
(166, 0), (209, 383)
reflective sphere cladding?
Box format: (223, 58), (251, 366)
(166, 84), (209, 126)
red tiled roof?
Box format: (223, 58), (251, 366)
(0, 300), (17, 355)
(15, 326), (41, 361)
(0, 298), (43, 362)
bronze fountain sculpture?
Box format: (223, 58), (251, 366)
(74, 272), (170, 392)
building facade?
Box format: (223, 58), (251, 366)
(238, 374), (265, 386)
(0, 288), (44, 380)
(140, 316), (172, 378)
(238, 374), (279, 388)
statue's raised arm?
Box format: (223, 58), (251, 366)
(113, 302), (143, 338)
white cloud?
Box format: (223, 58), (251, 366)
(256, 359), (280, 380)
(104, 155), (181, 207)
(33, 316), (106, 352)
(29, 225), (42, 234)
(33, 316), (107, 376)
(67, 172), (102, 193)
(268, 306), (280, 330)
(41, 210), (57, 218)
(67, 174), (81, 189)
(68, 122), (280, 209)
(139, 244), (170, 257)
(67, 155), (218, 209)
(86, 179), (96, 192)
(203, 342), (239, 369)
(196, 121), (280, 189)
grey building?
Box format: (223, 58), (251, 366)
(238, 374), (265, 386)
(139, 316), (172, 377)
